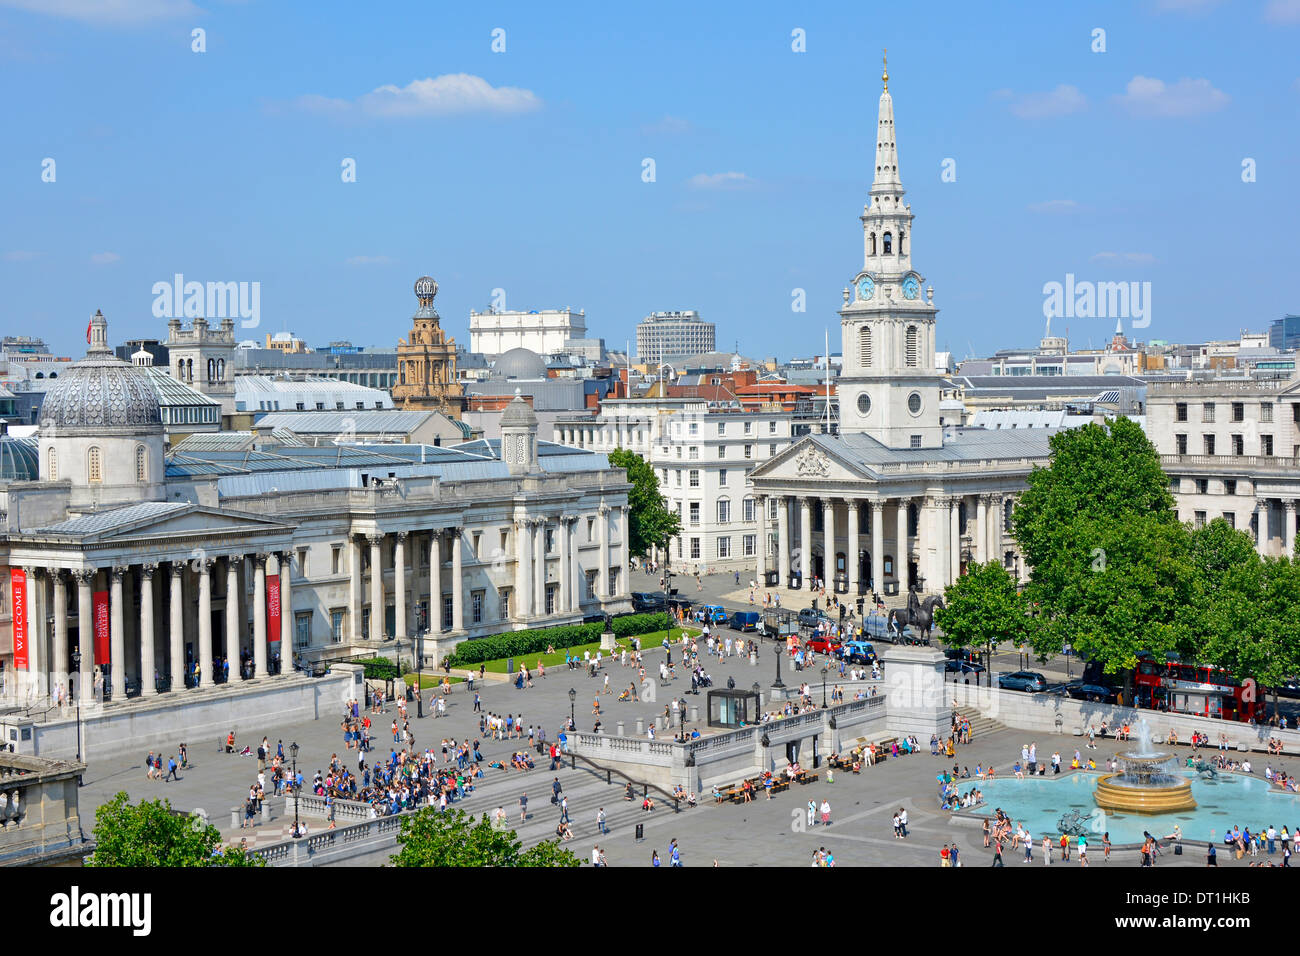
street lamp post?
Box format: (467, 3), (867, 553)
(772, 641), (786, 691)
(821, 666), (829, 708)
(289, 741), (300, 837)
(416, 628), (425, 718)
(568, 687), (576, 730)
(70, 649), (83, 786)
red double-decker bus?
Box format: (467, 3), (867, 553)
(1132, 655), (1263, 722)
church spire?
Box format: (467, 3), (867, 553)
(872, 52), (901, 192)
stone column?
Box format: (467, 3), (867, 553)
(349, 536), (363, 641)
(777, 496), (791, 584)
(368, 534), (384, 641)
(139, 565), (157, 698)
(1253, 499), (1268, 556)
(896, 498), (912, 594)
(756, 495), (768, 583)
(279, 551), (293, 666)
(598, 504), (611, 599)
(224, 556), (239, 678)
(253, 554), (268, 677)
(393, 532), (407, 641)
(559, 517), (572, 613)
(74, 570), (94, 701)
(799, 497), (812, 585)
(169, 564), (184, 692)
(429, 531), (443, 635)
(1287, 500), (1298, 556)
(515, 519), (532, 619)
(450, 528), (464, 631)
(949, 497), (961, 583)
(198, 558), (214, 686)
(618, 506), (630, 596)
(534, 518), (547, 615)
(975, 495), (989, 564)
(110, 567), (126, 701)
(870, 501), (884, 598)
(53, 571), (68, 693)
(847, 499), (860, 594)
(822, 498), (835, 587)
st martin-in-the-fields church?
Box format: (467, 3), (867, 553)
(749, 59), (1053, 599)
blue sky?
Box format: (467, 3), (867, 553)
(3, 0), (1298, 360)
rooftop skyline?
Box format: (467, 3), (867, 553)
(2, 1), (1297, 360)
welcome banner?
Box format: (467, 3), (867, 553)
(11, 569), (26, 671)
(93, 590), (110, 664)
(267, 574), (281, 647)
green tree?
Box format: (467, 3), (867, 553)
(87, 792), (262, 867)
(609, 448), (681, 558)
(934, 561), (1030, 661)
(390, 807), (581, 867)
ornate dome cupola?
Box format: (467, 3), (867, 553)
(500, 389), (539, 476)
(38, 310), (166, 503)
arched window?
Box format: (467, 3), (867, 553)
(47, 447), (57, 480)
(882, 232), (892, 255)
(217, 358), (225, 382)
(135, 445), (147, 482)
(906, 326), (919, 367)
(88, 446), (102, 483)
(207, 358), (214, 382)
(34, 371), (44, 380)
(859, 326), (872, 367)
(177, 360), (185, 380)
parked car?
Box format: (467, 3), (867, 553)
(631, 591), (667, 613)
(797, 607), (831, 629)
(698, 604), (729, 625)
(944, 659), (986, 676)
(1060, 680), (1117, 703)
(840, 640), (877, 665)
(998, 671), (1049, 692)
(729, 611), (761, 632)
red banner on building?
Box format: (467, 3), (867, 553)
(11, 569), (27, 671)
(267, 573), (281, 646)
(93, 590), (110, 664)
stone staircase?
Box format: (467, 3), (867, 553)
(966, 715), (1008, 740)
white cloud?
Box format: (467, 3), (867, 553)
(641, 115), (694, 136)
(2, 250), (39, 262)
(1114, 76), (1229, 117)
(1004, 85), (1087, 120)
(687, 171), (755, 190)
(345, 255), (391, 266)
(1028, 199), (1080, 214)
(1265, 0), (1300, 22)
(90, 251), (120, 265)
(1091, 251), (1157, 264)
(298, 74), (542, 118)
(0, 0), (200, 23)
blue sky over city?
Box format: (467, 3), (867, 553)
(2, 0), (1297, 360)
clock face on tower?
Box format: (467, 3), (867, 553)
(857, 277), (875, 301)
(902, 275), (920, 300)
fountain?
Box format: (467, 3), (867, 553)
(1093, 718), (1197, 814)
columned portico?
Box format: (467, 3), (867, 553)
(198, 558), (214, 685)
(223, 557), (238, 686)
(515, 519), (532, 619)
(74, 570), (93, 701)
(53, 571), (68, 692)
(559, 517), (573, 613)
(279, 550), (293, 661)
(822, 499), (835, 587)
(429, 531), (443, 635)
(349, 536), (363, 641)
(533, 517), (546, 614)
(1287, 500), (1297, 556)
(109, 567), (126, 701)
(975, 494), (988, 564)
(617, 506), (629, 597)
(756, 495), (769, 582)
(949, 497), (961, 583)
(598, 504), (611, 599)
(449, 528), (464, 631)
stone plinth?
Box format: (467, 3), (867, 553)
(879, 644), (949, 740)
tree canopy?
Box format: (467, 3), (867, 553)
(609, 448), (680, 558)
(87, 792), (261, 867)
(934, 560), (1029, 653)
(390, 807), (581, 867)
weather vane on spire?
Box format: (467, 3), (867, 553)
(882, 48), (888, 91)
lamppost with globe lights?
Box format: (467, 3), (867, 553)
(289, 741), (300, 837)
(70, 648), (84, 785)
(772, 642), (786, 691)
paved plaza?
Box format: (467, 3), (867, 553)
(71, 598), (1300, 867)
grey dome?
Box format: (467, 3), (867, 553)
(39, 353), (162, 434)
(0, 424), (38, 481)
(493, 347), (546, 380)
(500, 393), (538, 429)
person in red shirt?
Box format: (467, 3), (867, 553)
(939, 844), (951, 867)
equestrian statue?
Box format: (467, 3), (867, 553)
(886, 585), (945, 644)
